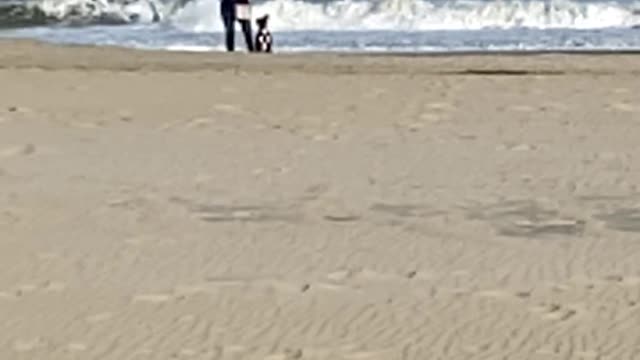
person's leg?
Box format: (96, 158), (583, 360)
(220, 4), (235, 52)
(239, 19), (254, 52)
(224, 14), (235, 51)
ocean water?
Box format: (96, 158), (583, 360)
(1, 0), (640, 52)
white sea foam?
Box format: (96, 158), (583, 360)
(169, 0), (640, 32)
(9, 0), (640, 31)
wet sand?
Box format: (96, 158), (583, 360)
(1, 39), (640, 359)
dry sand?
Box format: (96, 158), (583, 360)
(1, 40), (640, 359)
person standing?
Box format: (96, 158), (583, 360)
(220, 0), (254, 52)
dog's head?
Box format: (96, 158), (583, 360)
(256, 14), (269, 29)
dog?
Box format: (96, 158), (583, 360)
(254, 15), (272, 53)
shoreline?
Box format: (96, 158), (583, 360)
(1, 39), (640, 75)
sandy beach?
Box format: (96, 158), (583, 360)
(1, 40), (640, 359)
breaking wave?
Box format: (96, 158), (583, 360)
(0, 0), (168, 27)
(1, 0), (640, 31)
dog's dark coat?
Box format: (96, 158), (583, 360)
(255, 15), (272, 53)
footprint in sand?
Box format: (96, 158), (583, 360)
(174, 277), (305, 298)
(13, 337), (46, 352)
(212, 103), (250, 117)
(326, 269), (355, 282)
(496, 142), (537, 152)
(0, 291), (17, 300)
(174, 348), (199, 357)
(299, 183), (330, 202)
(419, 112), (446, 123)
(474, 288), (532, 301)
(36, 252), (61, 262)
(123, 235), (148, 246)
(85, 312), (115, 323)
(264, 349), (303, 360)
(0, 210), (20, 225)
(608, 102), (637, 112)
(184, 117), (216, 128)
(132, 348), (154, 356)
(357, 268), (408, 282)
(343, 350), (395, 359)
(15, 284), (39, 296)
(323, 213), (361, 222)
(321, 268), (416, 292)
(316, 200), (362, 223)
(312, 282), (355, 292)
(370, 203), (444, 222)
(117, 110), (133, 123)
(42, 281), (66, 292)
(132, 293), (173, 304)
(66, 343), (88, 352)
(474, 289), (518, 301)
(0, 144), (36, 158)
(425, 102), (453, 111)
(69, 121), (106, 129)
(220, 345), (247, 357)
(466, 199), (585, 238)
(178, 199), (302, 224)
(509, 104), (537, 112)
(531, 302), (579, 321)
(253, 279), (305, 294)
(594, 207), (640, 233)
(602, 274), (640, 286)
(321, 202), (362, 223)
